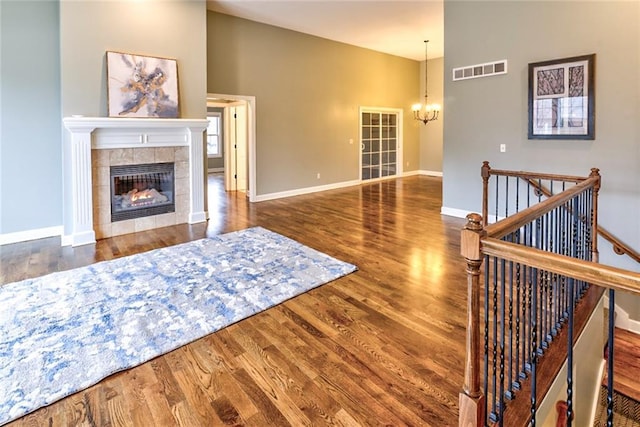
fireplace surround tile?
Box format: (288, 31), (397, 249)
(110, 149), (134, 166)
(133, 148), (155, 164)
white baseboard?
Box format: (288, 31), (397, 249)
(440, 206), (472, 219)
(254, 179), (361, 202)
(403, 169), (421, 177)
(0, 226), (63, 246)
(603, 294), (640, 334)
(419, 169), (443, 177)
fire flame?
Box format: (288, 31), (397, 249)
(130, 189), (154, 202)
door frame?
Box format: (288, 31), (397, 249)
(207, 93), (257, 202)
(359, 106), (404, 181)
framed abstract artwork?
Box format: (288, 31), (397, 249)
(528, 54), (595, 139)
(106, 51), (179, 118)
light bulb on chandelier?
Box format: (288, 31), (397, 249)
(412, 40), (440, 125)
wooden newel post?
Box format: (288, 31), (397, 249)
(459, 213), (486, 427)
(589, 167), (600, 263)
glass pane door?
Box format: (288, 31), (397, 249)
(361, 111), (397, 181)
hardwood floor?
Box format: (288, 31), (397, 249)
(605, 327), (640, 403)
(1, 175), (469, 426)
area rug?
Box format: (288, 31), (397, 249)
(0, 226), (356, 425)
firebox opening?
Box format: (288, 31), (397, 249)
(111, 162), (175, 222)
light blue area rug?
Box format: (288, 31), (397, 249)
(0, 226), (356, 425)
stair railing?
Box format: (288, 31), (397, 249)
(481, 161), (639, 264)
(459, 163), (640, 427)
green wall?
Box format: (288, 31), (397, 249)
(443, 1), (640, 274)
(0, 1), (62, 235)
(207, 11), (421, 196)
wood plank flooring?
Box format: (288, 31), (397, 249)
(0, 175), (469, 426)
(605, 327), (640, 403)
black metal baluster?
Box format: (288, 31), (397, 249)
(607, 289), (615, 427)
(484, 254), (490, 426)
(553, 206), (561, 335)
(513, 244), (522, 394)
(516, 175), (520, 214)
(495, 176), (500, 223)
(505, 176), (509, 219)
(546, 211), (553, 347)
(506, 254), (515, 400)
(530, 265), (539, 427)
(499, 257), (506, 422)
(523, 223), (532, 377)
(567, 276), (575, 426)
(490, 256), (499, 423)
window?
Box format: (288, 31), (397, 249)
(206, 113), (222, 158)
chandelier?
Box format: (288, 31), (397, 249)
(412, 40), (440, 124)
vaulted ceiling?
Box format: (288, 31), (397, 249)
(206, 1), (444, 61)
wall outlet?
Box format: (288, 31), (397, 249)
(316, 173), (321, 179)
(500, 144), (506, 153)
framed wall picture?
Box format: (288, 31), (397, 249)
(106, 51), (179, 118)
(528, 54), (595, 139)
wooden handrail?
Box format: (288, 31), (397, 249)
(599, 227), (640, 263)
(489, 169), (588, 183)
(525, 178), (640, 264)
(482, 238), (640, 294)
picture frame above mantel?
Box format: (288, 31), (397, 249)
(528, 54), (595, 140)
(106, 51), (180, 118)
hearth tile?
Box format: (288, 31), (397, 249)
(134, 216), (156, 232)
(112, 219), (135, 236)
(156, 212), (177, 228)
(94, 224), (112, 240)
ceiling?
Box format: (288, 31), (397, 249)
(205, 1), (444, 61)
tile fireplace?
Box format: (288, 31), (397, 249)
(62, 117), (209, 247)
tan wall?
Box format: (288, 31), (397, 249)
(60, 1), (207, 119)
(419, 56), (444, 174)
(207, 11), (420, 196)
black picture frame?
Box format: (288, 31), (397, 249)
(528, 54), (595, 140)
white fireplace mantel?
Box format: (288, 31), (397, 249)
(62, 117), (209, 247)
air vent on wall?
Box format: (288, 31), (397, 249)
(452, 60), (508, 81)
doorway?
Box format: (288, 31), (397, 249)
(206, 94), (256, 202)
(360, 107), (403, 181)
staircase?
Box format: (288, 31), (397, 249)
(594, 327), (640, 426)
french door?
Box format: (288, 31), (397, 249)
(360, 109), (401, 181)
